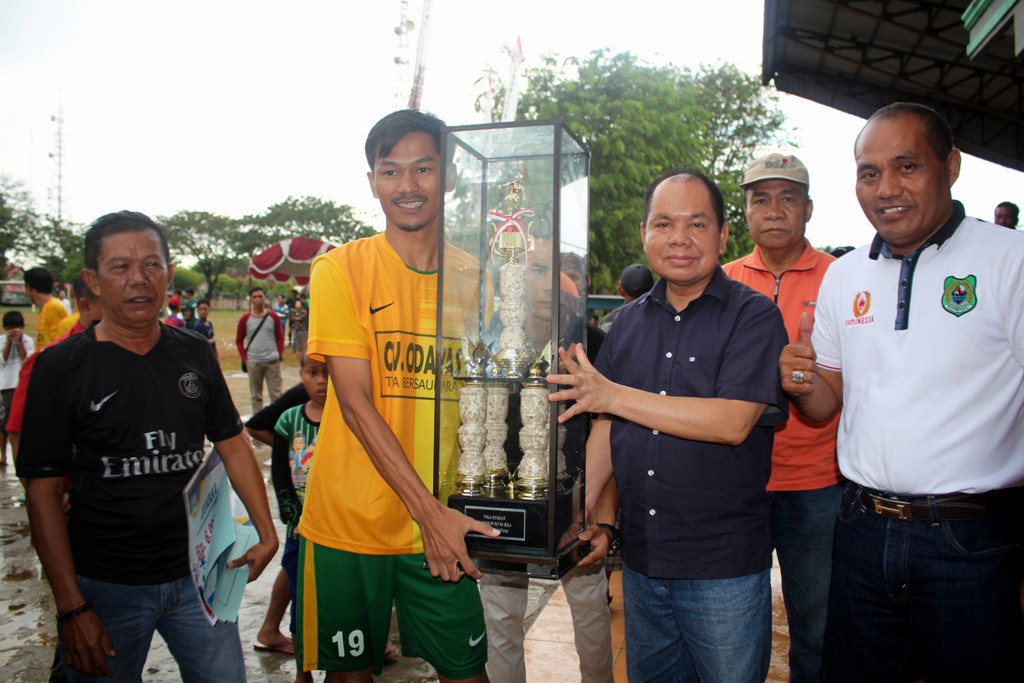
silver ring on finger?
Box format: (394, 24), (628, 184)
(791, 370), (806, 384)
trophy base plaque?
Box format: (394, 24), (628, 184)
(448, 487), (577, 578)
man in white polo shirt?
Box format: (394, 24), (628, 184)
(779, 102), (1024, 681)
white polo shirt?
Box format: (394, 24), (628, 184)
(814, 210), (1024, 494)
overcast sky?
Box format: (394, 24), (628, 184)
(2, 0), (1021, 254)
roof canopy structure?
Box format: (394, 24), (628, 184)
(762, 0), (1024, 172)
(248, 237), (336, 286)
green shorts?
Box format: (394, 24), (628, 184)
(297, 537), (487, 678)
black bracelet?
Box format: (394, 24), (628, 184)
(595, 523), (623, 556)
(57, 601), (94, 624)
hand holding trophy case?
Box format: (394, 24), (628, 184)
(434, 120), (590, 578)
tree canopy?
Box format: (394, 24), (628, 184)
(1, 176), (83, 283)
(498, 51), (790, 292)
(0, 186), (373, 298)
(161, 195), (374, 298)
(243, 195), (376, 246)
(160, 210), (245, 298)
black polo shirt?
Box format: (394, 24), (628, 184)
(596, 267), (789, 580)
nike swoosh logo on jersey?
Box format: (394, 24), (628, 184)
(370, 302), (395, 315)
(90, 390), (119, 412)
(468, 631), (485, 647)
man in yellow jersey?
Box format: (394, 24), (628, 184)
(297, 109), (498, 683)
(23, 267), (69, 349)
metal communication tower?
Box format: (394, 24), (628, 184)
(48, 99), (65, 226)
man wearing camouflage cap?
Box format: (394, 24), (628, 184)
(723, 152), (840, 683)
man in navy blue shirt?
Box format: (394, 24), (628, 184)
(550, 168), (789, 683)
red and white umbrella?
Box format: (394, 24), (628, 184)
(248, 237), (336, 286)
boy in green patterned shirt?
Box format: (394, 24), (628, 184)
(271, 353), (327, 683)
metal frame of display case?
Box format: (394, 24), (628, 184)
(433, 119), (590, 578)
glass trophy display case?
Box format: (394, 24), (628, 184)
(433, 119), (590, 578)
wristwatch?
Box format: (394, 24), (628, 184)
(596, 523), (623, 556)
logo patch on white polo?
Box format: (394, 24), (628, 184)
(942, 275), (977, 317)
(845, 291), (874, 327)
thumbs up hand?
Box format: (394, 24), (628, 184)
(780, 312), (817, 397)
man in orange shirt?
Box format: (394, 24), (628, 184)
(722, 153), (841, 683)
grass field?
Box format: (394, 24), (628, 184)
(0, 306), (303, 374)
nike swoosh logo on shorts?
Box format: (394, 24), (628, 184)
(468, 631), (485, 647)
(90, 390), (119, 412)
(370, 302), (395, 315)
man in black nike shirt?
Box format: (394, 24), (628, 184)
(18, 211), (278, 681)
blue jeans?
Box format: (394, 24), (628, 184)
(622, 562), (771, 683)
(823, 482), (1024, 682)
(771, 484), (842, 683)
(61, 574), (246, 682)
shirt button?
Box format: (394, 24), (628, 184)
(665, 352), (673, 358)
(652, 429), (659, 435)
(674, 315), (681, 322)
(659, 390), (666, 395)
(647, 469), (654, 476)
(649, 509), (656, 516)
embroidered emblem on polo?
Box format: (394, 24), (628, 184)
(844, 291), (875, 327)
(942, 275), (977, 317)
(179, 372), (202, 399)
(852, 291), (871, 318)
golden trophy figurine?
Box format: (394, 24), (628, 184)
(500, 175), (525, 214)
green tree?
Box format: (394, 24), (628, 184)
(16, 215), (85, 285)
(0, 176), (42, 270)
(500, 51), (789, 291)
(161, 211), (249, 298)
(171, 267), (204, 292)
(215, 273), (246, 303)
(244, 195), (375, 246)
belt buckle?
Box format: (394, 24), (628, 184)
(872, 497), (910, 520)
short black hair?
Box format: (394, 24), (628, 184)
(997, 201), (1020, 221)
(364, 109), (445, 170)
(858, 102), (954, 161)
(185, 287), (196, 295)
(84, 211), (171, 271)
(249, 286), (265, 296)
(197, 299), (210, 307)
(23, 267), (54, 294)
(642, 168), (726, 228)
(829, 245), (856, 258)
(3, 310), (25, 329)
(71, 274), (97, 303)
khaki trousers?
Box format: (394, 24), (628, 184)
(480, 562), (614, 683)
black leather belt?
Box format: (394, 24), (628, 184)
(858, 488), (991, 521)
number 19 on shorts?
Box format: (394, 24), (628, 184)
(332, 629), (365, 658)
